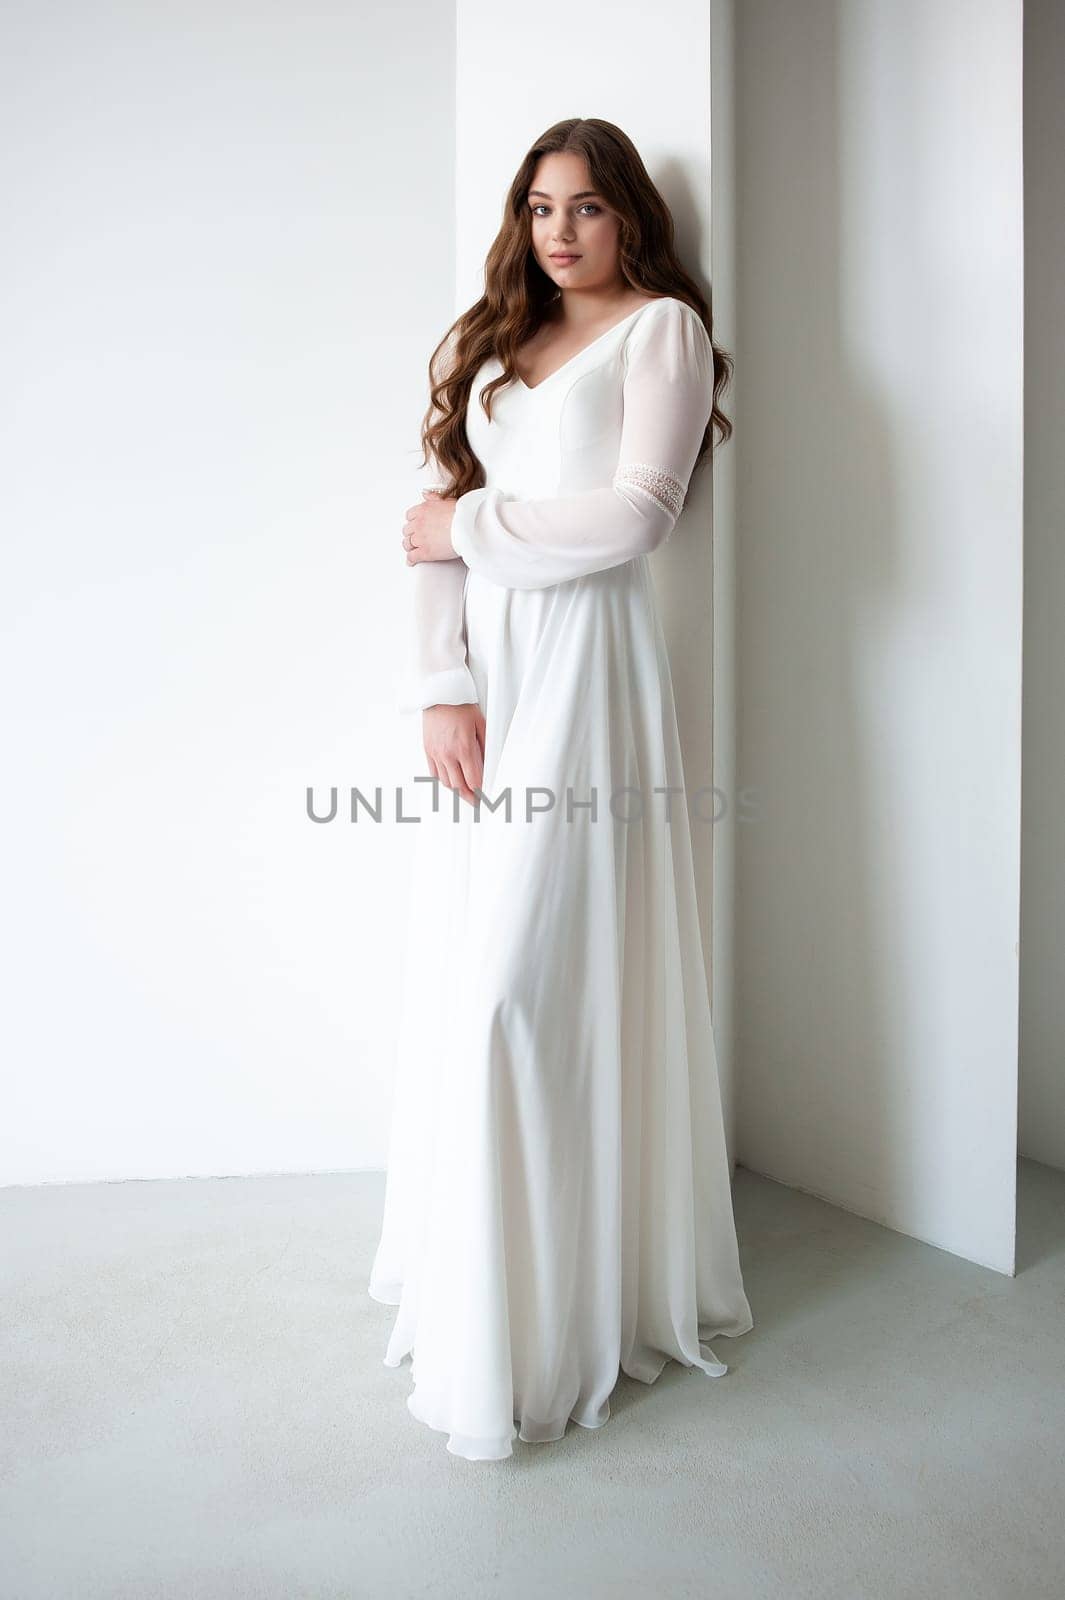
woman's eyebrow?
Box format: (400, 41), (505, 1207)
(527, 190), (600, 201)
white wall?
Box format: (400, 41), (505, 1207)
(454, 0), (735, 1143)
(3, 0), (1033, 1279)
(732, 0), (1024, 1274)
(1019, 0), (1065, 1172)
(710, 0), (739, 1154)
(0, 0), (454, 1183)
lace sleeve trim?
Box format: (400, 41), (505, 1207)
(614, 461), (686, 519)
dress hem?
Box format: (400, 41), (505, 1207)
(369, 1279), (755, 1463)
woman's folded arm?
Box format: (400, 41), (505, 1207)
(448, 298), (715, 591)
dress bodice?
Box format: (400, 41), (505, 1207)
(400, 294), (715, 710)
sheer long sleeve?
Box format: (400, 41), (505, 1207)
(398, 454), (479, 714)
(448, 298), (714, 591)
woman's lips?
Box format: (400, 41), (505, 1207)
(550, 254), (581, 265)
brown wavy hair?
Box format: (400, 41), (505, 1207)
(419, 117), (734, 499)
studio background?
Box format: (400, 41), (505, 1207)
(2, 0), (1052, 1287)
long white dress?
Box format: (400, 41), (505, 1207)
(369, 295), (754, 1461)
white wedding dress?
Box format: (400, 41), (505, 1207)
(369, 296), (754, 1460)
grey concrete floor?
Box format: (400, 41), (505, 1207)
(1, 1159), (1062, 1600)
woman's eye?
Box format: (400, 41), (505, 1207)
(530, 203), (601, 217)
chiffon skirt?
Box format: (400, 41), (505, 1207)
(368, 557), (754, 1460)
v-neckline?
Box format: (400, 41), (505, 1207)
(515, 297), (667, 393)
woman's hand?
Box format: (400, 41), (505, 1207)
(403, 490), (460, 565)
(422, 702), (486, 807)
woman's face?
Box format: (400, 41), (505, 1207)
(526, 151), (623, 296)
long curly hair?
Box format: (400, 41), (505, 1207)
(420, 117), (734, 499)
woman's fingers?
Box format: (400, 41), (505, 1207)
(403, 496), (455, 565)
(441, 756), (477, 807)
(422, 706), (485, 807)
(462, 735), (484, 798)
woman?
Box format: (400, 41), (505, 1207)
(369, 117), (754, 1461)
